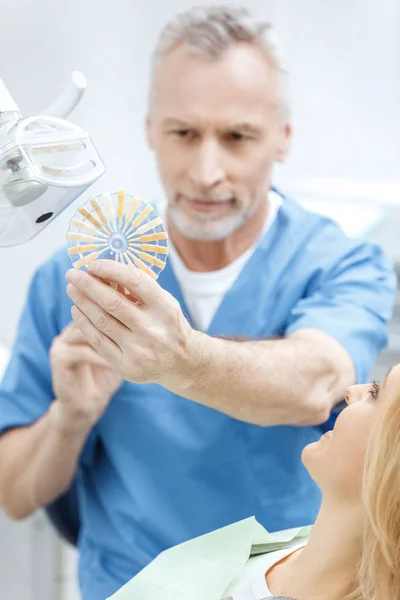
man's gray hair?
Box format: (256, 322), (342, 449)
(149, 4), (290, 120)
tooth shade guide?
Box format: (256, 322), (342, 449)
(89, 198), (113, 234)
(67, 232), (106, 244)
(134, 216), (162, 236)
(125, 204), (153, 236)
(68, 243), (106, 256)
(122, 196), (141, 233)
(67, 190), (169, 279)
(130, 254), (158, 279)
(77, 207), (107, 234)
(117, 189), (126, 229)
(135, 232), (168, 243)
(70, 218), (108, 239)
(73, 248), (107, 269)
(134, 251), (165, 269)
(129, 243), (169, 254)
(103, 193), (117, 232)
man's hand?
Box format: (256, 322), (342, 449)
(65, 261), (355, 427)
(50, 322), (123, 431)
(65, 262), (196, 387)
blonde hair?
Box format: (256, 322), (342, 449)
(347, 383), (400, 599)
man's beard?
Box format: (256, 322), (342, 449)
(168, 201), (254, 241)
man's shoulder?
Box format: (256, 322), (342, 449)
(276, 189), (348, 240)
(275, 188), (377, 255)
(272, 188), (395, 286)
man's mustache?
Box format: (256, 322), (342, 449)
(178, 193), (237, 203)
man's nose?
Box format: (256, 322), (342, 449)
(188, 139), (225, 189)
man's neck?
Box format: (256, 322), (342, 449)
(267, 498), (363, 600)
(167, 198), (269, 272)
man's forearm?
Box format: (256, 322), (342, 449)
(167, 329), (355, 427)
(0, 401), (90, 519)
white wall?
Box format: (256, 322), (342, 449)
(0, 1), (399, 598)
(0, 0), (399, 348)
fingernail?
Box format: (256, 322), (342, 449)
(66, 269), (79, 282)
(66, 283), (75, 297)
(71, 305), (79, 317)
(88, 262), (100, 273)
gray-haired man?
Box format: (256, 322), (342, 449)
(0, 5), (395, 600)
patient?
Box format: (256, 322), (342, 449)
(251, 364), (400, 600)
(113, 365), (400, 600)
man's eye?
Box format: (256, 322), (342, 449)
(173, 129), (191, 137)
(228, 132), (246, 141)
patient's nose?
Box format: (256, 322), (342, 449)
(345, 384), (370, 405)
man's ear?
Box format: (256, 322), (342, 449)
(146, 116), (154, 150)
(276, 122), (292, 163)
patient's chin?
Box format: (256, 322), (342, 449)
(301, 441), (322, 482)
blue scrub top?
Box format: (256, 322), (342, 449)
(0, 191), (396, 600)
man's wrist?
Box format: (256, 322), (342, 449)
(160, 328), (208, 396)
(48, 400), (94, 441)
(162, 328), (213, 395)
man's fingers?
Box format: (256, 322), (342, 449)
(61, 322), (90, 344)
(86, 260), (161, 307)
(55, 345), (112, 368)
(66, 270), (138, 329)
(70, 305), (122, 367)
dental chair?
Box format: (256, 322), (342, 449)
(1, 342), (80, 545)
(45, 482), (81, 546)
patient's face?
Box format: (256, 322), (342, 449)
(302, 364), (400, 501)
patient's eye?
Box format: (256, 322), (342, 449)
(369, 380), (381, 400)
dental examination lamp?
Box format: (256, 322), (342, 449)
(0, 72), (105, 246)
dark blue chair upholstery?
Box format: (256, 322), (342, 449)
(45, 480), (80, 546)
